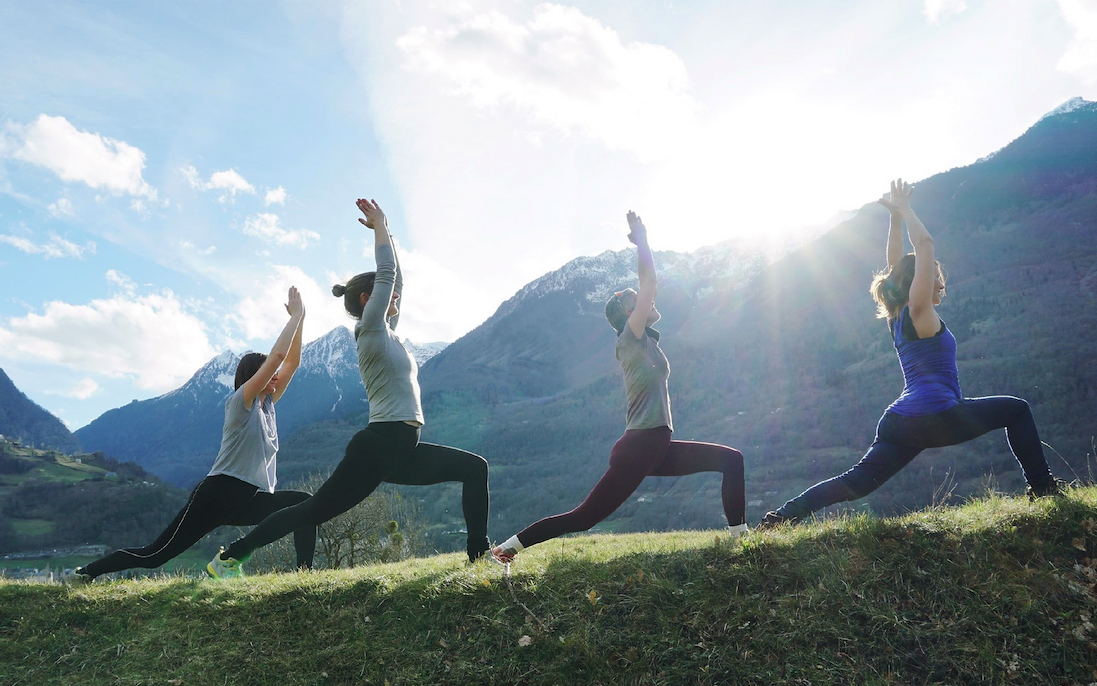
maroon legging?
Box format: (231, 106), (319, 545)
(515, 426), (745, 548)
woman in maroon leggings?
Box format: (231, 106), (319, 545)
(492, 212), (747, 563)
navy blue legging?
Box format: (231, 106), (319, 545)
(224, 422), (491, 562)
(515, 426), (746, 549)
(778, 395), (1055, 519)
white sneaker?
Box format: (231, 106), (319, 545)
(207, 548), (245, 579)
(727, 523), (749, 539)
(490, 545), (517, 565)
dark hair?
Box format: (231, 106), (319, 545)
(604, 290), (632, 335)
(234, 352), (268, 391)
(332, 272), (377, 319)
(870, 253), (946, 320)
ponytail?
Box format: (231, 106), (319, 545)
(332, 272), (376, 319)
(869, 253), (944, 321)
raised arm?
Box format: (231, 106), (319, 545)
(356, 198), (398, 331)
(890, 179), (940, 337)
(270, 294), (304, 404)
(390, 232), (404, 331)
(625, 211), (657, 339)
(877, 182), (905, 270)
(241, 286), (305, 409)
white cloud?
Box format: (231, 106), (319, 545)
(333, 3), (699, 345)
(179, 239), (217, 255)
(130, 198), (150, 217)
(180, 165), (256, 203)
(105, 268), (136, 293)
(0, 114), (157, 199)
(230, 264), (347, 344)
(181, 164), (202, 188)
(341, 1), (1091, 344)
(242, 213), (319, 248)
(209, 169), (255, 198)
(1057, 0), (1097, 83)
(0, 290), (217, 391)
(66, 378), (99, 400)
(391, 246), (495, 342)
(264, 186), (287, 205)
(48, 198), (74, 218)
(923, 0), (968, 23)
(396, 3), (698, 161)
(0, 231), (95, 259)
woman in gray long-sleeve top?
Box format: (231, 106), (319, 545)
(210, 199), (490, 577)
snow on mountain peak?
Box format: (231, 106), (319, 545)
(301, 326), (356, 378)
(403, 339), (449, 364)
(491, 241), (770, 322)
(1037, 97), (1096, 123)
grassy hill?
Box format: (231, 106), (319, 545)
(0, 438), (189, 556)
(2, 487), (1095, 685)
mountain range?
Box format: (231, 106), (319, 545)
(406, 96), (1097, 539)
(3, 98), (1095, 549)
(0, 368), (79, 454)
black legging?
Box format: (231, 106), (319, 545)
(81, 474), (315, 578)
(516, 426), (746, 548)
(778, 395), (1056, 519)
(224, 421), (491, 562)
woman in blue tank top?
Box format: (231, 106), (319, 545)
(760, 179), (1065, 526)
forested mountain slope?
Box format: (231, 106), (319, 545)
(0, 368), (80, 454)
(400, 98), (1097, 540)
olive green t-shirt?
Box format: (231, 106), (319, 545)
(615, 329), (672, 431)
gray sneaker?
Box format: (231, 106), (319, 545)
(757, 510), (797, 530)
(207, 548), (245, 579)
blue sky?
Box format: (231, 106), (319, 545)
(1, 0), (1095, 430)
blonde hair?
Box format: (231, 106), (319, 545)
(870, 253), (945, 320)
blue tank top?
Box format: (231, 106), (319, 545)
(885, 306), (962, 417)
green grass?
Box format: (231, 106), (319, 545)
(8, 518), (54, 536)
(0, 452), (109, 498)
(2, 487), (1096, 685)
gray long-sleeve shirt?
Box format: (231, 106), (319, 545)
(354, 242), (425, 425)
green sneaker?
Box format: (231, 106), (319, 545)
(64, 567), (95, 586)
(207, 548), (245, 579)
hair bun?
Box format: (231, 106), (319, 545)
(332, 284), (346, 297)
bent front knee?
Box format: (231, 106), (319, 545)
(718, 447), (744, 474)
(1011, 396), (1033, 419)
(466, 454), (489, 482)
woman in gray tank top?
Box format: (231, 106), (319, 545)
(71, 288), (315, 583)
(492, 212), (748, 563)
(210, 199), (491, 577)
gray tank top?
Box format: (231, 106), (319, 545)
(616, 329), (673, 431)
(207, 387), (278, 492)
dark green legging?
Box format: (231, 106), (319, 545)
(225, 422), (490, 562)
